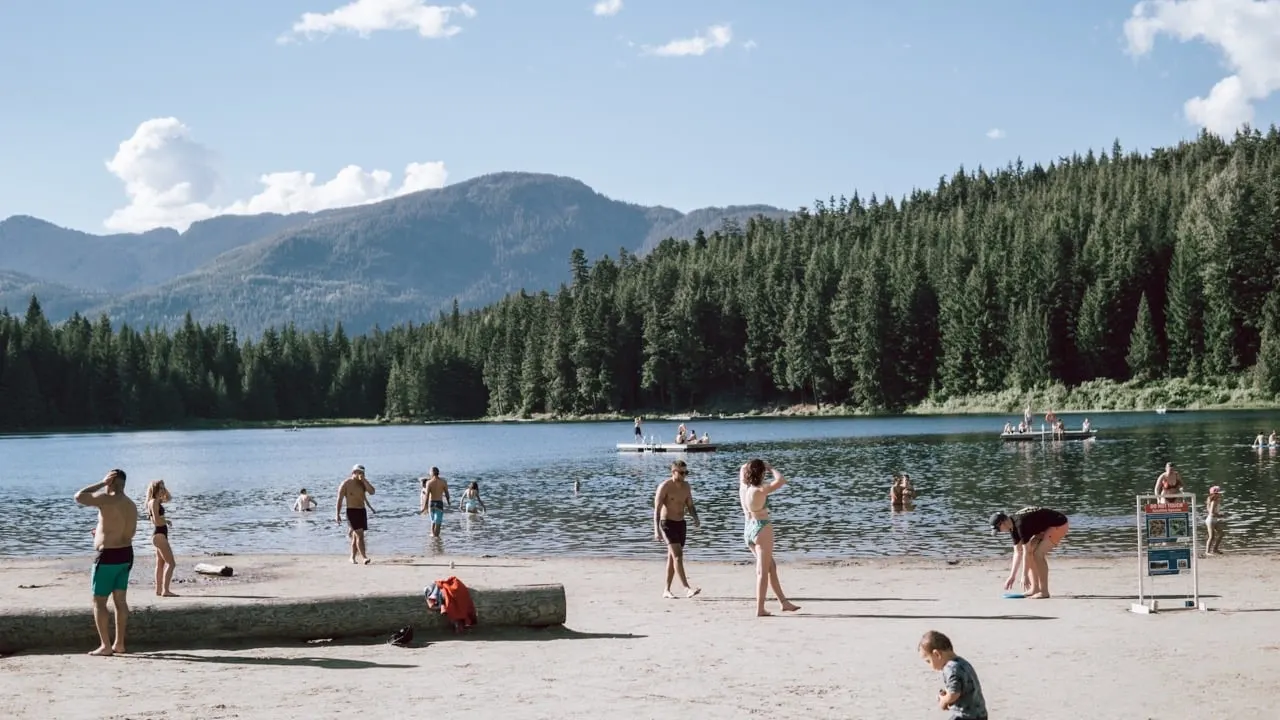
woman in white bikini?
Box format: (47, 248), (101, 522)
(1205, 486), (1226, 555)
(739, 459), (800, 617)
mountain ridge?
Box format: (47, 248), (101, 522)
(0, 172), (791, 333)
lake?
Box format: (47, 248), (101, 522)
(2, 411), (1277, 560)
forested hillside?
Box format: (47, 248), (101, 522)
(2, 130), (1280, 430)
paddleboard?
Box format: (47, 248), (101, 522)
(1002, 592), (1025, 599)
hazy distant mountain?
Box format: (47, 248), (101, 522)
(0, 173), (790, 334)
(0, 269), (104, 320)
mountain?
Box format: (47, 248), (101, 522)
(0, 212), (318, 293)
(0, 173), (789, 334)
(0, 270), (104, 320)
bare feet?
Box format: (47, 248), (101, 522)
(757, 609), (773, 617)
(112, 644), (126, 654)
(1028, 592), (1050, 599)
(662, 590), (676, 599)
(686, 587), (701, 598)
(781, 602), (801, 612)
(88, 646), (113, 657)
(161, 591), (178, 597)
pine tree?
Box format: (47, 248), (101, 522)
(1127, 293), (1161, 381)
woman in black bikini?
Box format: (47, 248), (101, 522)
(990, 506), (1070, 599)
(145, 480), (178, 597)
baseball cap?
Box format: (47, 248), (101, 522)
(1209, 485), (1222, 494)
(989, 511), (1009, 533)
(352, 464), (366, 473)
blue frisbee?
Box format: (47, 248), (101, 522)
(1002, 592), (1025, 599)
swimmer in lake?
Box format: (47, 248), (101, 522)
(420, 467), (451, 538)
(1154, 462), (1184, 502)
(460, 481), (486, 514)
(293, 488), (317, 512)
(890, 474), (916, 508)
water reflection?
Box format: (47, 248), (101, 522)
(2, 411), (1278, 560)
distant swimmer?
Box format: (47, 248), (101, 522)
(336, 464), (375, 564)
(890, 474), (916, 509)
(460, 481), (486, 515)
(1204, 485), (1226, 555)
(739, 459), (800, 616)
(419, 467), (451, 538)
(75, 469), (138, 656)
(1154, 462), (1184, 502)
(1253, 433), (1266, 448)
(653, 460), (701, 599)
(144, 480), (177, 597)
(1271, 430), (1278, 447)
(293, 488), (317, 512)
(991, 506), (1070, 599)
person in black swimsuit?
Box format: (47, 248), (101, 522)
(145, 480), (177, 597)
(990, 506), (1070, 599)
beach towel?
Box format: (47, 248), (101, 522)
(425, 576), (477, 630)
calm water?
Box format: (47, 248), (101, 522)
(2, 411), (1278, 560)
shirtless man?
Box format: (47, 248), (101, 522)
(336, 464), (375, 564)
(75, 469), (138, 656)
(419, 467), (451, 538)
(653, 460), (701, 599)
(1154, 462), (1184, 502)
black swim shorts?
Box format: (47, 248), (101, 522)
(346, 507), (369, 531)
(661, 519), (687, 546)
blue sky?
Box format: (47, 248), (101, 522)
(1, 0), (1277, 233)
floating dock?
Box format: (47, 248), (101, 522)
(1000, 430), (1098, 442)
(616, 443), (717, 453)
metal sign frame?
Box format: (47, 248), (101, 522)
(1130, 492), (1207, 614)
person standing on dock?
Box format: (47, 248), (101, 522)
(420, 467), (451, 539)
(336, 464), (375, 564)
(653, 460), (701, 599)
(75, 468), (138, 656)
(634, 417), (643, 442)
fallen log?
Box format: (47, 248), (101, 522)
(194, 563), (234, 577)
(0, 584), (566, 653)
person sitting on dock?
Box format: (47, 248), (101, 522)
(1054, 418), (1065, 440)
(675, 424), (688, 444)
(653, 460), (701, 599)
(1081, 418), (1091, 433)
(700, 432), (710, 444)
(1154, 462), (1184, 503)
(1002, 422), (1013, 434)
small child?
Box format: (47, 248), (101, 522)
(919, 630), (987, 720)
(1205, 485), (1225, 555)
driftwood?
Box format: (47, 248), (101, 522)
(0, 584), (566, 653)
(194, 563), (234, 577)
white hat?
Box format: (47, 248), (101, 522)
(352, 464), (365, 473)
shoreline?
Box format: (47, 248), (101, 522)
(2, 552), (1277, 718)
(2, 396), (1277, 438)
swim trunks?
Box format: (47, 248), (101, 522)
(429, 499), (445, 525)
(91, 546), (134, 597)
(346, 507), (369, 531)
(661, 519), (687, 546)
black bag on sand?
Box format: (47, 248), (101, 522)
(389, 626), (414, 647)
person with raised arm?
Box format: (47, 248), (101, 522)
(336, 464), (375, 564)
(75, 469), (138, 656)
(144, 480), (177, 597)
(739, 459), (800, 617)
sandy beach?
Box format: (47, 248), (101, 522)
(1, 550), (1277, 719)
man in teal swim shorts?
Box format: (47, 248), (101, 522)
(75, 469), (138, 656)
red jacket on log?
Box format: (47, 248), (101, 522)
(427, 576), (477, 629)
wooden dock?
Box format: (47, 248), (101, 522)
(1000, 429), (1098, 442)
(616, 443), (718, 453)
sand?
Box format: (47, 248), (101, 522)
(1, 549), (1277, 719)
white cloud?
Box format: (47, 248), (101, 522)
(592, 0), (622, 17)
(1124, 0), (1280, 136)
(280, 0), (476, 43)
(743, 39), (758, 51)
(642, 24), (732, 57)
(103, 118), (447, 233)
(986, 128), (1006, 140)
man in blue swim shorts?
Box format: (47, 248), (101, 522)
(419, 467), (451, 538)
(75, 469), (138, 656)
